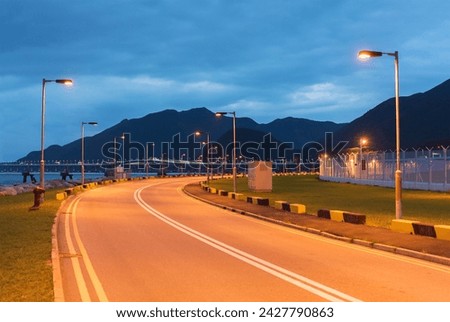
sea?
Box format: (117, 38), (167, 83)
(0, 172), (108, 186)
(0, 171), (181, 186)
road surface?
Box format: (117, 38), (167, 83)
(56, 177), (450, 301)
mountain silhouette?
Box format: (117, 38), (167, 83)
(20, 107), (344, 162)
(19, 78), (450, 162)
(334, 79), (450, 150)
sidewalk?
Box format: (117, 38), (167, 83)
(183, 183), (450, 266)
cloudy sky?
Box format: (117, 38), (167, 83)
(1, 0), (449, 161)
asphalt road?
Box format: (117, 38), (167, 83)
(56, 177), (450, 302)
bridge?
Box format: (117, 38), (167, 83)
(0, 158), (317, 177)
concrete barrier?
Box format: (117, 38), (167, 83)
(247, 196), (269, 206)
(290, 203), (306, 214)
(317, 209), (331, 219)
(56, 192), (67, 200)
(412, 222), (437, 238)
(236, 193), (247, 202)
(391, 219), (419, 234)
(274, 201), (306, 214)
(435, 225), (450, 241)
(274, 201), (288, 210)
(343, 211), (366, 225)
(282, 203), (292, 212)
(65, 188), (74, 196)
(73, 185), (83, 193)
(218, 190), (228, 196)
(330, 210), (344, 222)
(256, 197), (269, 206)
(318, 209), (365, 224)
(391, 220), (450, 241)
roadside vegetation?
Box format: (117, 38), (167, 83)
(0, 190), (62, 301)
(209, 174), (450, 228)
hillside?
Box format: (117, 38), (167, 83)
(18, 78), (450, 162)
(20, 107), (344, 162)
(334, 79), (450, 150)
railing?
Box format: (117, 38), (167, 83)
(319, 147), (450, 192)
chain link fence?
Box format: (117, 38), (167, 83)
(319, 146), (450, 192)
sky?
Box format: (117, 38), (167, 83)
(1, 0), (449, 161)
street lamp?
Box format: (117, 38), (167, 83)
(81, 121), (98, 185)
(121, 133), (125, 168)
(215, 111), (237, 192)
(195, 130), (210, 185)
(359, 137), (368, 178)
(113, 137), (117, 178)
(40, 78), (73, 190)
(358, 49), (402, 219)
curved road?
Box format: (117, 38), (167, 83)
(56, 177), (450, 302)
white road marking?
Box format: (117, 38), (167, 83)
(135, 184), (362, 302)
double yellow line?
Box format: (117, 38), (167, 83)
(63, 196), (109, 302)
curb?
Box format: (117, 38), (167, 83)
(183, 185), (450, 267)
(392, 219), (450, 241)
(51, 197), (74, 302)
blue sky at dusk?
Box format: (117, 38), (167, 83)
(1, 0), (449, 161)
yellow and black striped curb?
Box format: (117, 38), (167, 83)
(274, 201), (306, 214)
(56, 176), (155, 200)
(201, 181), (307, 216)
(317, 209), (366, 225)
(391, 219), (450, 241)
(204, 181), (450, 242)
(186, 184), (450, 267)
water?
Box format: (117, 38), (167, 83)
(0, 171), (182, 186)
(0, 172), (105, 186)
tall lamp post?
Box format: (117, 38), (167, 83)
(215, 111), (237, 192)
(121, 133), (126, 167)
(40, 78), (73, 189)
(358, 50), (402, 219)
(359, 137), (368, 179)
(81, 121), (98, 185)
(195, 130), (210, 185)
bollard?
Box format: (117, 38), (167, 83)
(30, 187), (45, 210)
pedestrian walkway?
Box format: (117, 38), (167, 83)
(183, 183), (450, 266)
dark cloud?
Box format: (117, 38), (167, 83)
(1, 0), (450, 160)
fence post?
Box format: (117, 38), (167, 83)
(427, 148), (432, 190)
(444, 147), (448, 190)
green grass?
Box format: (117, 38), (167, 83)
(209, 174), (450, 228)
(0, 190), (62, 301)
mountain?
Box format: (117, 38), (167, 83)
(18, 78), (450, 162)
(334, 79), (450, 150)
(19, 107), (344, 162)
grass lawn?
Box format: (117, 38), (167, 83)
(209, 174), (450, 228)
(0, 190), (62, 301)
